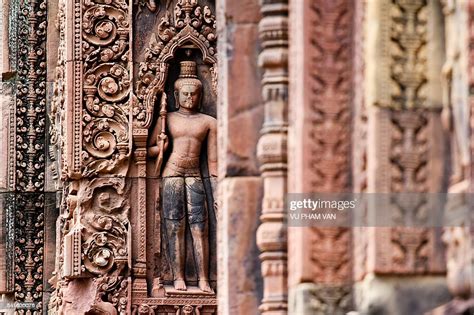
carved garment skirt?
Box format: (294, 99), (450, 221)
(162, 176), (208, 224)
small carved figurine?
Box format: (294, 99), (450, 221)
(148, 61), (217, 293)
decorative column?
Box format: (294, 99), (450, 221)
(13, 0), (48, 313)
(256, 0), (289, 313)
(131, 145), (147, 298)
(287, 0), (354, 314)
(0, 0), (16, 306)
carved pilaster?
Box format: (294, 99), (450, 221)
(132, 146), (147, 298)
(13, 0), (48, 313)
(256, 0), (288, 313)
(287, 0), (354, 314)
(361, 0), (446, 277)
(50, 0), (133, 313)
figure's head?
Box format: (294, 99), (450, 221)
(174, 61), (202, 110)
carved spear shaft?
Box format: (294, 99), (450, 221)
(155, 92), (168, 175)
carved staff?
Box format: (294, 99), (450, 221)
(155, 92), (168, 174)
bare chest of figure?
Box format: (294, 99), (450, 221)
(163, 113), (209, 176)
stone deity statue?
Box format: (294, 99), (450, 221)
(148, 61), (217, 293)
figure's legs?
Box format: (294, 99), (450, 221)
(190, 221), (211, 292)
(163, 177), (187, 290)
(165, 218), (186, 290)
(185, 177), (212, 292)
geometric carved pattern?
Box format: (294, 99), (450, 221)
(385, 0), (437, 273)
(308, 0), (352, 192)
(390, 0), (428, 110)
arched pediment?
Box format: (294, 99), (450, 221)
(133, 0), (217, 130)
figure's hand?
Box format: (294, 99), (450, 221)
(156, 133), (169, 153)
(157, 133), (168, 147)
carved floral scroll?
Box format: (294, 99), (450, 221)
(50, 0), (133, 313)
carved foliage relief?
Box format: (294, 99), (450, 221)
(49, 0), (132, 313)
(80, 0), (131, 177)
(306, 0), (352, 295)
(366, 0), (445, 275)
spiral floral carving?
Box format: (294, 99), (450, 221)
(79, 0), (130, 176)
(83, 233), (115, 274)
(83, 211), (128, 276)
(93, 131), (116, 158)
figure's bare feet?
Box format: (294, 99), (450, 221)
(198, 279), (213, 293)
(174, 279), (187, 291)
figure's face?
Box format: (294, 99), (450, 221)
(177, 84), (201, 109)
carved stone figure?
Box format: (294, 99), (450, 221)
(148, 61), (217, 293)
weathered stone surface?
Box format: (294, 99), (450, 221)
(46, 0), (59, 82)
(0, 82), (12, 191)
(218, 177), (263, 315)
(217, 0), (263, 177)
(0, 0), (9, 75)
(289, 283), (352, 315)
(219, 0), (261, 24)
(354, 275), (451, 315)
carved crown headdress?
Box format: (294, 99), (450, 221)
(175, 61), (202, 90)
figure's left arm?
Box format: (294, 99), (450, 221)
(207, 118), (218, 217)
(207, 118), (218, 177)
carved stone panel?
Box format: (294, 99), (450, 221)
(49, 0), (133, 313)
(362, 0), (447, 277)
(130, 1), (218, 313)
(288, 0), (354, 313)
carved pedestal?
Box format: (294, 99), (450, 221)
(133, 285), (217, 315)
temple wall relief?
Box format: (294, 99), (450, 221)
(49, 1), (219, 313)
